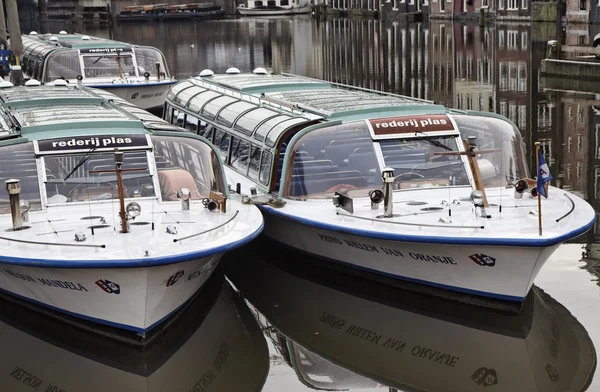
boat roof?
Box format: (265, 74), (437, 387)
(22, 33), (145, 52)
(0, 84), (181, 142)
(186, 73), (443, 121)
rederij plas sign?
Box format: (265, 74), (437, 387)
(366, 114), (457, 140)
(34, 134), (151, 155)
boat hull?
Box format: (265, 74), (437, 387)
(237, 5), (312, 15)
(0, 254), (221, 333)
(260, 210), (558, 302)
(88, 81), (176, 110)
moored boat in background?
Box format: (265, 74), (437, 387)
(117, 3), (225, 21)
(18, 32), (176, 111)
(164, 69), (595, 306)
(237, 0), (312, 16)
(0, 82), (263, 338)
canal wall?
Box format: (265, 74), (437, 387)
(541, 59), (600, 81)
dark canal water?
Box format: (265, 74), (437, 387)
(6, 17), (600, 391)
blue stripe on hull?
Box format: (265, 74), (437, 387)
(260, 206), (596, 247)
(269, 238), (526, 303)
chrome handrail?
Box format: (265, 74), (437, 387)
(173, 210), (239, 242)
(336, 211), (484, 229)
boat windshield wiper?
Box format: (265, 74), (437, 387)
(414, 131), (453, 151)
(63, 147), (96, 181)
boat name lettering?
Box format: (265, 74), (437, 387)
(9, 366), (43, 390)
(382, 338), (406, 352)
(320, 311), (345, 329)
(315, 233), (456, 265)
(549, 319), (561, 360)
(345, 324), (382, 344)
(38, 278), (88, 291)
(369, 114), (455, 136)
(317, 233), (343, 245)
(188, 340), (231, 391)
(212, 341), (231, 372)
(37, 135), (149, 153)
(344, 239), (379, 253)
(410, 345), (459, 367)
(188, 370), (216, 392)
(80, 47), (132, 54)
(318, 313), (408, 353)
(409, 252), (456, 265)
(187, 258), (219, 282)
(139, 91), (164, 100)
(2, 269), (88, 291)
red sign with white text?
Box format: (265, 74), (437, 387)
(368, 114), (456, 137)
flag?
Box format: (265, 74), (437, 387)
(537, 148), (552, 198)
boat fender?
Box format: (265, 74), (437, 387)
(326, 184), (356, 193)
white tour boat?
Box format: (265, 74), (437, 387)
(0, 273), (270, 390)
(0, 81), (263, 337)
(18, 32), (176, 111)
(237, 0), (312, 16)
(225, 249), (597, 392)
(164, 70), (596, 305)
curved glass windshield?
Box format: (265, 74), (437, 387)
(44, 150), (153, 204)
(451, 113), (527, 186)
(42, 136), (225, 204)
(152, 135), (225, 201)
(82, 53), (135, 78)
(0, 142), (41, 213)
(379, 136), (470, 188)
(286, 121), (381, 198)
(45, 51), (82, 81)
(134, 48), (168, 77)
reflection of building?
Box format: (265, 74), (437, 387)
(452, 23), (495, 112)
(315, 20), (429, 99)
(430, 0), (535, 20)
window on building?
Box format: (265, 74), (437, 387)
(507, 0), (517, 9)
(482, 0), (488, 6)
(568, 136), (572, 153)
(578, 135), (584, 153)
(440, 0), (445, 11)
(580, 0), (587, 10)
(578, 104), (584, 123)
(521, 0), (526, 9)
(499, 0), (504, 9)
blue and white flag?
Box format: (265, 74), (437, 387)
(537, 149), (552, 198)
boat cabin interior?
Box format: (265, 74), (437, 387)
(21, 33), (169, 83)
(164, 72), (527, 200)
(0, 85), (225, 214)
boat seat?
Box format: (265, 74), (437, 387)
(158, 169), (202, 201)
(299, 132), (365, 158)
(324, 143), (372, 166)
(348, 152), (380, 180)
(293, 159), (335, 168)
(293, 164), (339, 175)
(383, 149), (426, 164)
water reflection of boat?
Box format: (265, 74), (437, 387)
(225, 245), (597, 391)
(0, 271), (269, 391)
